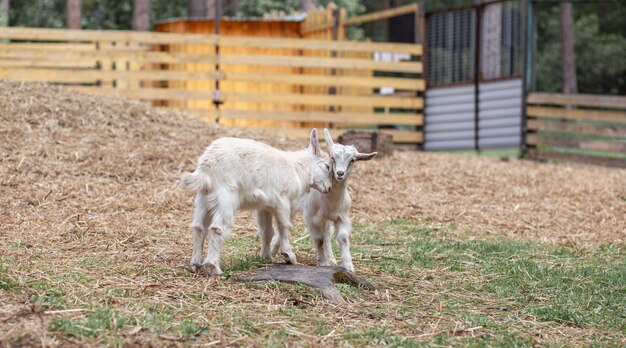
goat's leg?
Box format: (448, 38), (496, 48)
(256, 210), (274, 260)
(322, 222), (337, 266)
(203, 192), (236, 276)
(335, 217), (354, 273)
(274, 206), (297, 265)
(189, 193), (212, 273)
(309, 221), (331, 266)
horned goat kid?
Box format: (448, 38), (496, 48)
(296, 128), (377, 273)
(180, 129), (332, 276)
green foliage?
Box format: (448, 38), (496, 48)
(237, 0), (301, 18)
(535, 2), (626, 95)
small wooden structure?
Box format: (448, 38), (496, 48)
(338, 130), (394, 157)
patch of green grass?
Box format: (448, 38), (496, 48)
(4, 218), (624, 347)
(364, 223), (626, 331)
(0, 257), (18, 290)
(28, 280), (68, 310)
(49, 308), (135, 339)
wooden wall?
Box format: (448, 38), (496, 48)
(526, 92), (626, 167)
(155, 19), (303, 129)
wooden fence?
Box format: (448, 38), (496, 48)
(526, 92), (626, 167)
(0, 26), (424, 144)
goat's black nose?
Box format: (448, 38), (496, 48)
(337, 171), (345, 176)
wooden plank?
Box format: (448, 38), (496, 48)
(0, 68), (218, 83)
(527, 149), (626, 168)
(527, 119), (626, 138)
(216, 109), (423, 126)
(344, 4), (419, 25)
(220, 36), (422, 55)
(220, 71), (425, 90)
(302, 4), (419, 33)
(70, 87), (215, 101)
(0, 27), (422, 55)
(222, 92), (423, 109)
(0, 42), (96, 51)
(0, 26), (219, 45)
(0, 47), (218, 65)
(528, 92), (626, 109)
(527, 134), (626, 153)
(0, 59), (96, 68)
(258, 127), (423, 143)
(219, 54), (422, 73)
(527, 106), (626, 123)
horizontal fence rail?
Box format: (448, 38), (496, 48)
(525, 92), (626, 168)
(0, 27), (424, 144)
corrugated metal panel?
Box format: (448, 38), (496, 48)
(478, 79), (522, 148)
(424, 85), (476, 150)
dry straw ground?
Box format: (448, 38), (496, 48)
(0, 81), (624, 346)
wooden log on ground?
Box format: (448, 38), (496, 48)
(234, 264), (382, 303)
(338, 129), (394, 156)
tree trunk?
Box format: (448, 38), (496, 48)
(481, 3), (502, 80)
(0, 0), (9, 27)
(229, 0), (240, 17)
(67, 0), (81, 29)
(560, 2), (577, 94)
(133, 0), (150, 31)
(301, 0), (318, 12)
(206, 0), (217, 19)
(190, 0), (207, 17)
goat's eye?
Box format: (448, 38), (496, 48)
(325, 164), (330, 170)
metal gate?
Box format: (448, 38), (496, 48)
(424, 0), (523, 151)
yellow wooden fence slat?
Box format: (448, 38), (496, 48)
(220, 36), (422, 55)
(0, 42), (96, 51)
(258, 127), (423, 143)
(0, 68), (219, 83)
(528, 92), (626, 109)
(219, 54), (422, 73)
(344, 4), (419, 25)
(0, 58), (96, 68)
(0, 49), (218, 65)
(0, 26), (219, 45)
(70, 87), (215, 101)
(220, 71), (424, 90)
(302, 3), (419, 32)
(217, 109), (423, 125)
(222, 92), (423, 109)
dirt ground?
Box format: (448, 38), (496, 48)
(0, 81), (624, 346)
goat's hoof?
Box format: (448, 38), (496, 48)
(202, 262), (223, 276)
(189, 263), (203, 274)
(281, 252), (297, 265)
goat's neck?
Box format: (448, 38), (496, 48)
(291, 149), (312, 193)
(329, 176), (349, 199)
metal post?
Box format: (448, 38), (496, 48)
(328, 7), (340, 116)
(213, 0), (223, 121)
(521, 0), (534, 158)
(473, 5), (481, 153)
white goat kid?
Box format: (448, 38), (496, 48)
(298, 128), (376, 272)
(181, 129), (332, 276)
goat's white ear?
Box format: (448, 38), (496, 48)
(356, 152), (377, 161)
(309, 128), (321, 156)
(323, 128), (335, 150)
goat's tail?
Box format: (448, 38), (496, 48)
(180, 171), (212, 193)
